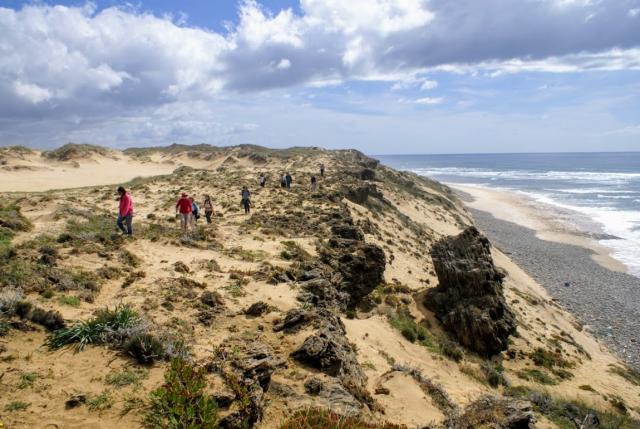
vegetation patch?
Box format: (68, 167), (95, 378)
(279, 408), (405, 429)
(506, 386), (640, 429)
(516, 368), (557, 385)
(609, 364), (640, 387)
(87, 391), (113, 412)
(45, 304), (142, 351)
(58, 294), (81, 307)
(388, 309), (440, 354)
(18, 372), (39, 389)
(5, 401), (30, 412)
(144, 357), (218, 429)
(105, 368), (148, 388)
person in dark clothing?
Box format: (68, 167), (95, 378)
(259, 173), (266, 187)
(203, 195), (214, 224)
(311, 175), (317, 192)
(280, 174), (287, 188)
(116, 186), (134, 236)
(285, 172), (292, 189)
(241, 186), (251, 214)
(320, 163), (325, 177)
(190, 197), (200, 225)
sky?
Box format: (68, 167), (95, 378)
(0, 0), (639, 154)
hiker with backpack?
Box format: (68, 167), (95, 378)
(320, 163), (325, 177)
(116, 186), (134, 236)
(176, 193), (192, 231)
(241, 186), (252, 214)
(259, 173), (266, 188)
(311, 175), (317, 192)
(285, 172), (292, 189)
(280, 174), (287, 188)
(190, 197), (200, 225)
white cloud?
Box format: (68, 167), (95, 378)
(0, 0), (639, 147)
(276, 58), (292, 69)
(13, 81), (52, 104)
(301, 0), (433, 35)
(415, 96), (444, 105)
(420, 80), (438, 90)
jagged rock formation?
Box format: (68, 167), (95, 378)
(284, 220), (381, 411)
(211, 337), (284, 428)
(320, 222), (386, 307)
(425, 227), (517, 357)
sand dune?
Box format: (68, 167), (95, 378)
(0, 145), (638, 428)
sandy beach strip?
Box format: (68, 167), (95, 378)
(452, 184), (640, 370)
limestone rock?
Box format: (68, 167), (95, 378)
(425, 227), (516, 357)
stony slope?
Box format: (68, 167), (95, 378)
(0, 144), (638, 428)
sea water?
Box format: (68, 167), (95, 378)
(377, 152), (640, 278)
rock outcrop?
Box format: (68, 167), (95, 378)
(320, 224), (385, 307)
(425, 227), (516, 357)
(211, 337), (284, 428)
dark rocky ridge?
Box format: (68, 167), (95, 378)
(425, 226), (517, 357)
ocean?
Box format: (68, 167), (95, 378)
(377, 152), (640, 278)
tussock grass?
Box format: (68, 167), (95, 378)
(279, 408), (405, 429)
(45, 304), (141, 351)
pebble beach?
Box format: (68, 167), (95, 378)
(469, 206), (640, 370)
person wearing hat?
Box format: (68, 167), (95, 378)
(116, 186), (134, 236)
(176, 192), (193, 231)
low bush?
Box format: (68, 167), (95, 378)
(145, 358), (218, 429)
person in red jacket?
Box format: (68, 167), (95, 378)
(176, 192), (193, 231)
(117, 186), (134, 236)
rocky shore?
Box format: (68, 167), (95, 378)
(470, 207), (640, 370)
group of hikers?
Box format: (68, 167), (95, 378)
(116, 163), (326, 236)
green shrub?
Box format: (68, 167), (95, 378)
(440, 340), (464, 362)
(401, 326), (417, 342)
(144, 358), (218, 429)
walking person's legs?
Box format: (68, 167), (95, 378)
(180, 213), (188, 231)
(205, 211), (212, 224)
(117, 215), (127, 234)
(124, 214), (133, 235)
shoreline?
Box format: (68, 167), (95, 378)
(451, 184), (628, 274)
(452, 184), (640, 369)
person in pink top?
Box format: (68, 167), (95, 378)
(176, 192), (193, 231)
(116, 186), (134, 236)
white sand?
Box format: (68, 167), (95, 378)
(452, 184), (628, 273)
